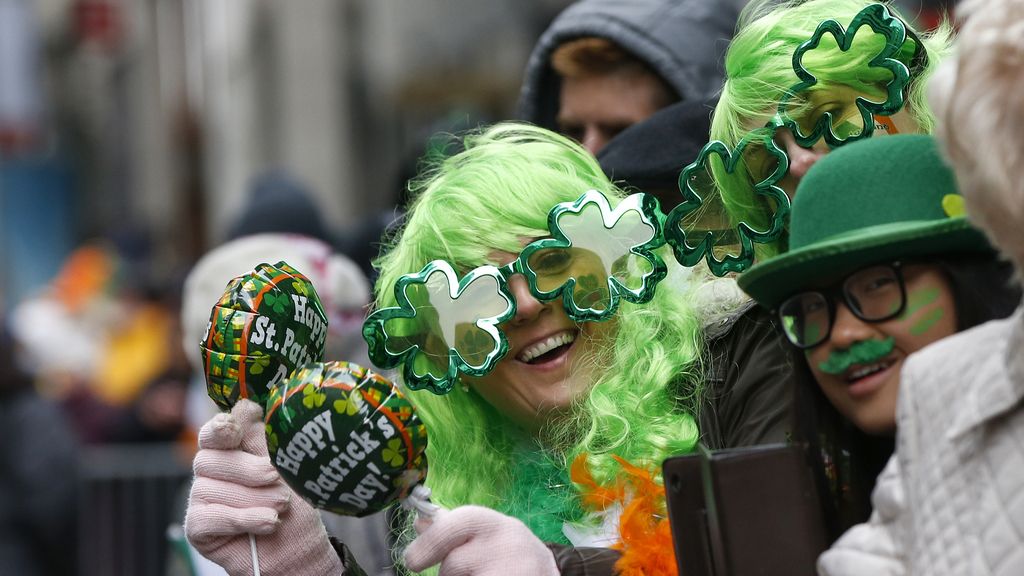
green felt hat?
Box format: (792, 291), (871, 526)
(738, 134), (993, 309)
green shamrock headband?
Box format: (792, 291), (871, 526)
(363, 190), (667, 394)
(664, 3), (926, 275)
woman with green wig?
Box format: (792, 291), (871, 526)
(691, 0), (952, 260)
(182, 120), (805, 576)
(373, 122), (781, 575)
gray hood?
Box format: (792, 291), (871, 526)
(517, 0), (740, 129)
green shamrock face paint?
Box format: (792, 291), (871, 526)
(900, 286), (945, 336)
(818, 337), (895, 375)
(900, 286), (939, 318)
(910, 309), (945, 336)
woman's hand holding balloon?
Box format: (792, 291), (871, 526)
(185, 399), (344, 576)
(189, 261), (431, 575)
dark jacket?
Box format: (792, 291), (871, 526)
(697, 300), (799, 450)
(550, 300), (806, 576)
(517, 0), (739, 130)
(596, 98), (717, 207)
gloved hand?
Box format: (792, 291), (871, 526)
(184, 399), (344, 576)
(404, 505), (559, 576)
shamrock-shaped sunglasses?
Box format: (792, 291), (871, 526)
(362, 191), (668, 394)
(666, 3), (926, 275)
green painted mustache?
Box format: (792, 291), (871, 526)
(818, 337), (896, 375)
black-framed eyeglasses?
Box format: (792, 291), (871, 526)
(777, 262), (907, 349)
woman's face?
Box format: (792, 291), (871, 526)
(805, 263), (958, 435)
(464, 250), (614, 434)
(744, 84), (922, 198)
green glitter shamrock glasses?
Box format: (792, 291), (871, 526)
(665, 3), (926, 274)
(363, 191), (667, 394)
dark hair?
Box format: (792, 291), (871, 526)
(937, 254), (1022, 330)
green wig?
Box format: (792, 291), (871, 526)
(373, 123), (704, 546)
(709, 0), (953, 255)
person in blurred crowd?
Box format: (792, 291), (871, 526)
(224, 169), (336, 245)
(518, 0), (739, 154)
(815, 1), (1024, 573)
(8, 238), (185, 444)
(0, 319), (78, 575)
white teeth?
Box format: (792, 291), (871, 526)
(848, 361), (892, 381)
(518, 331), (576, 363)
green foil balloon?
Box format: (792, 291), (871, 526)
(264, 361), (429, 517)
(201, 261), (328, 411)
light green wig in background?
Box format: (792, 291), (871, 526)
(710, 0), (953, 256)
(373, 123), (704, 546)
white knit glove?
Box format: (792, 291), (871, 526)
(404, 505), (560, 576)
(184, 399), (345, 576)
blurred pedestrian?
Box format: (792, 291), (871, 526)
(0, 320), (78, 575)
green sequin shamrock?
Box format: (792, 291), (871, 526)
(265, 424), (280, 453)
(665, 132), (791, 276)
(518, 190), (666, 321)
(363, 260), (515, 395)
(779, 3), (925, 149)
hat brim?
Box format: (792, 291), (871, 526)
(738, 218), (992, 309)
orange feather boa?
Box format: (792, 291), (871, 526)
(570, 454), (678, 576)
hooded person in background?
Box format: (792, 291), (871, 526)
(182, 170), (373, 435)
(518, 0), (740, 154)
(814, 1), (1024, 573)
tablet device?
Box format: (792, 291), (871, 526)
(663, 443), (828, 576)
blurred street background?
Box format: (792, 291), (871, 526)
(0, 0), (956, 574)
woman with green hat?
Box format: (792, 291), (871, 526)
(737, 133), (1020, 553)
(813, 1), (1024, 572)
(739, 133), (1019, 437)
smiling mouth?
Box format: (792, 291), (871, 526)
(517, 330), (578, 364)
(844, 359), (896, 384)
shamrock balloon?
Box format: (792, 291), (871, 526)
(201, 261), (329, 410)
(264, 361), (429, 517)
